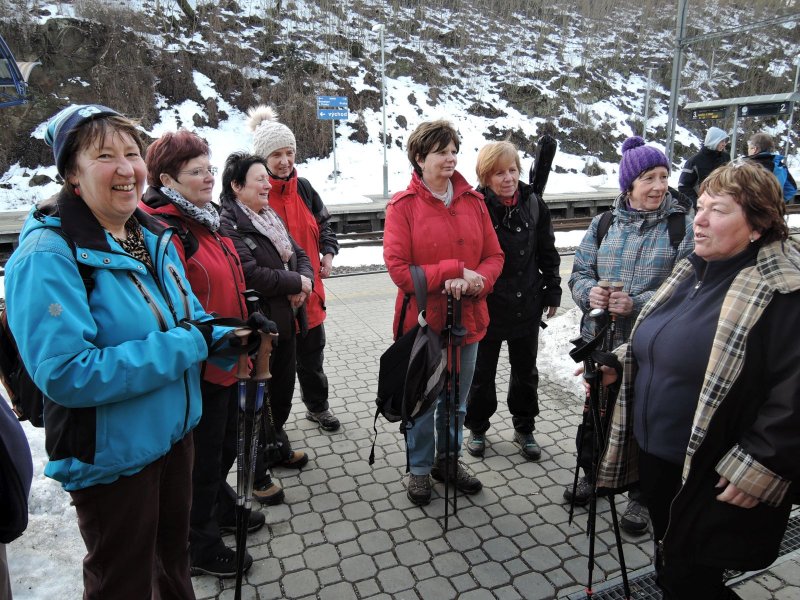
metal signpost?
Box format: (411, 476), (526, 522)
(317, 95), (349, 183)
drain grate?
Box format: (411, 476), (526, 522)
(564, 508), (800, 599)
(565, 568), (661, 600)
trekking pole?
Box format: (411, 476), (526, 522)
(234, 326), (277, 600)
(450, 296), (466, 521)
(242, 291), (281, 475)
(443, 293), (454, 532)
(569, 312), (630, 600)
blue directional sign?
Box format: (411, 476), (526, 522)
(318, 108), (349, 120)
(317, 96), (348, 108)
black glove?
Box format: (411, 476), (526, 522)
(237, 313), (278, 355)
(247, 313), (278, 335)
(178, 319), (213, 353)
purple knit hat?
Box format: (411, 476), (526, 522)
(618, 136), (670, 192)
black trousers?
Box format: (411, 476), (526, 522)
(637, 448), (734, 600)
(296, 324), (329, 413)
(465, 333), (541, 435)
(70, 434), (196, 600)
(189, 381), (238, 563)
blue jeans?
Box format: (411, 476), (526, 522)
(407, 342), (478, 476)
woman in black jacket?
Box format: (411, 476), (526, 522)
(219, 152), (314, 486)
(464, 141), (561, 460)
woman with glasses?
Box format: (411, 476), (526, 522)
(141, 131), (276, 579)
(464, 141), (561, 462)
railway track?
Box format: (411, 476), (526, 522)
(338, 205), (800, 248)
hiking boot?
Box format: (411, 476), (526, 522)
(465, 432), (485, 457)
(306, 409), (341, 432)
(190, 546), (252, 578)
(407, 474), (432, 506)
(620, 498), (650, 535)
(431, 458), (483, 494)
(563, 476), (592, 506)
(514, 431), (542, 461)
(267, 448), (310, 469)
(218, 509), (266, 534)
(252, 478), (285, 506)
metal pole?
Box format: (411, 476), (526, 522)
(380, 26), (389, 198)
(731, 109), (740, 161)
(643, 67), (653, 141)
(332, 119), (338, 183)
(665, 0), (689, 165)
(784, 62), (799, 158)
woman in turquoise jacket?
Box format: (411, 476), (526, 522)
(4, 105), (270, 599)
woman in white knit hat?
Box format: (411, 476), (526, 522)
(248, 105), (342, 437)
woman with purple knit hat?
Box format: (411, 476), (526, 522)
(565, 136), (694, 535)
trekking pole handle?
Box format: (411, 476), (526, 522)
(253, 332), (278, 382)
(234, 330), (251, 380)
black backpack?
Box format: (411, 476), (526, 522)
(369, 266), (446, 467)
(0, 228), (94, 427)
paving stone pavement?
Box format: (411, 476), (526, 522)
(192, 271), (800, 600)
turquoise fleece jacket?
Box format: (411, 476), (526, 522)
(5, 196), (234, 491)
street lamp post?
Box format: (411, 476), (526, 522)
(373, 24), (389, 198)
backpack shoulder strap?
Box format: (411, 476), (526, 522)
(153, 213), (199, 260)
(296, 177), (314, 211)
(410, 265), (428, 312)
(43, 226), (94, 295)
(667, 212), (687, 248)
(595, 211), (614, 248)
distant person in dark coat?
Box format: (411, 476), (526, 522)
(464, 141), (561, 461)
(678, 126), (729, 209)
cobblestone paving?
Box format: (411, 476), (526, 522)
(192, 272), (799, 600)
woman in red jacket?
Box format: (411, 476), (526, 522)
(383, 120), (504, 506)
(141, 131), (279, 580)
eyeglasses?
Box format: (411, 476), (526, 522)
(178, 166), (218, 177)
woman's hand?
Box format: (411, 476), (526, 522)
(588, 285), (610, 310)
(320, 254), (334, 279)
(608, 290), (633, 317)
(546, 306), (558, 318)
(443, 277), (470, 300)
(574, 364), (619, 397)
(300, 275), (313, 295)
(715, 477), (760, 509)
(289, 292), (307, 309)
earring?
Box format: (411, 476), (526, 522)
(749, 235), (755, 243)
(74, 186), (81, 196)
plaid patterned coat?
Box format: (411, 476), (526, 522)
(597, 240), (800, 568)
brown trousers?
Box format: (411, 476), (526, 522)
(70, 434), (195, 600)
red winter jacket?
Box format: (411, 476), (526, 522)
(268, 174), (327, 330)
(383, 170), (504, 345)
(140, 188), (248, 386)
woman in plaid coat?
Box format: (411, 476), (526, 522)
(596, 161), (800, 599)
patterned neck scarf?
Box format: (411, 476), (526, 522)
(235, 199), (294, 264)
(160, 186), (220, 232)
(112, 216), (153, 271)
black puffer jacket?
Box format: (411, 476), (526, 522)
(478, 181), (561, 340)
(219, 198), (313, 338)
(678, 146), (729, 207)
